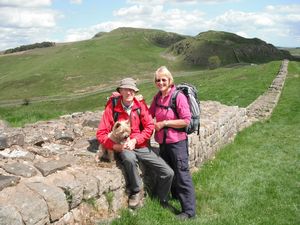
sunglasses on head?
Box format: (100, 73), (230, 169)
(155, 78), (168, 83)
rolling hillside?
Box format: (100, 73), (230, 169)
(0, 27), (294, 103)
(0, 28), (181, 102)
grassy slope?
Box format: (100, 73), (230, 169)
(0, 61), (281, 127)
(109, 63), (300, 225)
(0, 29), (175, 101)
(0, 28), (290, 103)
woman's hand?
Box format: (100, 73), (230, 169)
(155, 121), (166, 131)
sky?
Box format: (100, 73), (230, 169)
(0, 0), (299, 51)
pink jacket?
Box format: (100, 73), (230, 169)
(149, 86), (191, 144)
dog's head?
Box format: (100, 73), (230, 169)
(112, 120), (131, 142)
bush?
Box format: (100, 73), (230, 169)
(4, 42), (55, 54)
(208, 55), (221, 69)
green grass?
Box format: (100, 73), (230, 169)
(0, 29), (175, 101)
(0, 28), (290, 103)
(0, 61), (282, 127)
(108, 61), (300, 225)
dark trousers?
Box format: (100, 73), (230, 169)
(160, 139), (196, 217)
(118, 147), (174, 202)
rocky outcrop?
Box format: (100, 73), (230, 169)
(0, 60), (288, 224)
(169, 30), (293, 67)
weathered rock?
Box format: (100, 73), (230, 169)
(73, 170), (99, 200)
(45, 170), (84, 209)
(34, 159), (71, 176)
(3, 129), (25, 147)
(0, 135), (8, 150)
(42, 143), (72, 156)
(0, 147), (35, 161)
(54, 129), (75, 142)
(82, 118), (100, 128)
(0, 175), (20, 191)
(26, 182), (69, 222)
(0, 184), (50, 225)
(1, 162), (37, 177)
(0, 205), (24, 225)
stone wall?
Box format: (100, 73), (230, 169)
(0, 60), (288, 225)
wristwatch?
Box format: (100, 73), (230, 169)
(164, 120), (169, 127)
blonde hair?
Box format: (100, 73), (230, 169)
(154, 66), (174, 85)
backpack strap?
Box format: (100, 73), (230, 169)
(170, 90), (180, 118)
(111, 96), (120, 122)
(155, 92), (172, 110)
(112, 96), (143, 130)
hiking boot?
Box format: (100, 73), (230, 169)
(160, 200), (180, 214)
(176, 212), (195, 220)
(128, 192), (142, 209)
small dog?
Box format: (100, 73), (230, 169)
(95, 120), (131, 162)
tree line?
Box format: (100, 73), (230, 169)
(4, 42), (55, 54)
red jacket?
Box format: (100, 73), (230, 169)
(96, 96), (154, 150)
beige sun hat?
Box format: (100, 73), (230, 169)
(116, 78), (139, 92)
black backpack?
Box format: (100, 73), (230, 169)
(155, 82), (200, 135)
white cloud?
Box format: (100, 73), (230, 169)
(114, 4), (155, 17)
(0, 0), (60, 50)
(64, 20), (151, 42)
(113, 4), (206, 35)
(0, 7), (57, 28)
(235, 31), (249, 38)
(266, 4), (300, 14)
(0, 0), (51, 7)
(0, 26), (56, 50)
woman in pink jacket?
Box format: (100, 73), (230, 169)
(149, 67), (196, 220)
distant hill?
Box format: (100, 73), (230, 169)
(168, 30), (294, 67)
(94, 27), (187, 47)
(0, 27), (295, 102)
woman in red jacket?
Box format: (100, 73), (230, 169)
(97, 78), (174, 209)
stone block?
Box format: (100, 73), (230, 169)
(0, 184), (50, 225)
(1, 162), (37, 177)
(34, 159), (71, 176)
(26, 182), (69, 222)
(0, 205), (23, 225)
(0, 135), (8, 150)
(0, 175), (20, 191)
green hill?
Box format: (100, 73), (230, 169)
(168, 30), (294, 67)
(0, 27), (184, 102)
(0, 27), (294, 103)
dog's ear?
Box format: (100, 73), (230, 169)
(114, 121), (121, 129)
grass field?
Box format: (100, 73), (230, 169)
(107, 62), (300, 225)
(0, 29), (174, 101)
(0, 61), (282, 127)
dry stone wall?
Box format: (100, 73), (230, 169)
(0, 60), (288, 225)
